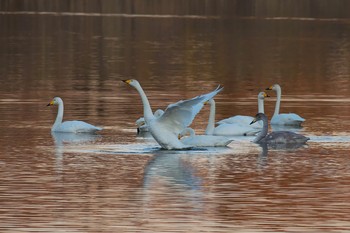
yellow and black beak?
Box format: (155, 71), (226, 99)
(178, 134), (182, 140)
(265, 85), (273, 91)
(204, 100), (209, 105)
(47, 100), (54, 107)
(122, 79), (131, 84)
(263, 92), (270, 97)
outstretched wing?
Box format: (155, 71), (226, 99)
(157, 85), (223, 134)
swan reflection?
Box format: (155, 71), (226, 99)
(51, 132), (101, 176)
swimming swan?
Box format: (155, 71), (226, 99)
(178, 128), (233, 147)
(123, 79), (223, 150)
(216, 91), (269, 127)
(47, 97), (102, 133)
(265, 84), (305, 126)
(250, 113), (309, 144)
(205, 99), (261, 136)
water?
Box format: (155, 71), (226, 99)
(1, 5), (350, 232)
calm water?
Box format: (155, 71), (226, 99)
(1, 6), (350, 233)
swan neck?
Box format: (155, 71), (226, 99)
(254, 115), (268, 143)
(205, 100), (216, 135)
(53, 101), (64, 130)
(258, 98), (264, 113)
(134, 83), (154, 122)
(274, 87), (281, 116)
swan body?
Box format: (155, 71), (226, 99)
(123, 79), (223, 150)
(266, 84), (305, 126)
(216, 91), (269, 127)
(250, 113), (309, 144)
(136, 109), (164, 133)
(205, 99), (261, 136)
(179, 128), (233, 147)
(47, 97), (102, 133)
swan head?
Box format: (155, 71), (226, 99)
(266, 84), (281, 92)
(122, 79), (140, 88)
(47, 97), (63, 106)
(250, 113), (267, 125)
(204, 99), (215, 106)
(258, 92), (269, 100)
(154, 109), (164, 118)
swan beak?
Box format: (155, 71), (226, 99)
(204, 100), (209, 105)
(263, 92), (270, 97)
(250, 118), (257, 125)
(265, 86), (273, 90)
(122, 79), (131, 84)
(47, 100), (54, 106)
(178, 134), (182, 140)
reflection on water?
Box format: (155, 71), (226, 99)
(0, 4), (350, 232)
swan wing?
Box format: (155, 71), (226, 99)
(157, 86), (223, 134)
(57, 121), (102, 133)
(217, 115), (254, 125)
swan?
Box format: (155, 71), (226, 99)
(205, 99), (261, 136)
(250, 113), (309, 144)
(47, 97), (102, 133)
(178, 128), (233, 147)
(265, 84), (305, 126)
(216, 91), (269, 127)
(136, 109), (164, 133)
(122, 79), (223, 150)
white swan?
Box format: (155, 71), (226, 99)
(123, 79), (223, 150)
(178, 128), (233, 147)
(136, 109), (164, 133)
(250, 113), (309, 144)
(266, 84), (305, 126)
(205, 99), (261, 136)
(216, 91), (269, 127)
(47, 97), (102, 133)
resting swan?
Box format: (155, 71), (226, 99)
(216, 91), (269, 127)
(205, 99), (261, 136)
(178, 128), (233, 147)
(266, 84), (305, 126)
(136, 109), (164, 133)
(250, 113), (309, 144)
(47, 97), (102, 133)
(123, 79), (223, 150)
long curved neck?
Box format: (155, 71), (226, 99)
(134, 83), (154, 123)
(258, 97), (264, 113)
(274, 87), (281, 116)
(254, 115), (268, 143)
(53, 101), (64, 130)
(205, 100), (216, 135)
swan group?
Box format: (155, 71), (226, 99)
(123, 79), (223, 150)
(47, 81), (309, 150)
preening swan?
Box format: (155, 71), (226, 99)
(205, 99), (261, 136)
(47, 97), (102, 133)
(216, 91), (269, 127)
(123, 79), (223, 150)
(265, 84), (305, 126)
(178, 128), (233, 147)
(250, 113), (309, 144)
(136, 109), (164, 133)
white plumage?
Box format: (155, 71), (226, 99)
(123, 79), (223, 150)
(47, 97), (102, 133)
(266, 84), (305, 126)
